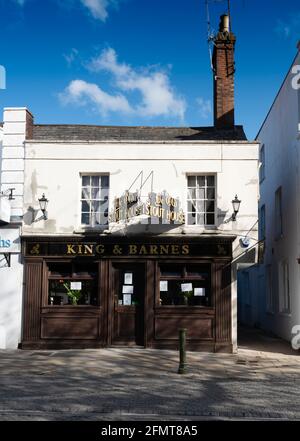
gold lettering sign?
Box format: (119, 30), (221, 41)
(111, 191), (185, 224)
(129, 244), (138, 255)
(67, 244), (76, 255)
(64, 243), (190, 256)
(96, 244), (105, 254)
(30, 244), (40, 255)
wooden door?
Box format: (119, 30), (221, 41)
(113, 264), (144, 346)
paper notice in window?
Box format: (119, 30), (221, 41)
(122, 285), (134, 294)
(194, 288), (205, 296)
(181, 283), (193, 292)
(123, 294), (132, 305)
(70, 282), (82, 290)
(160, 281), (168, 292)
(124, 273), (133, 285)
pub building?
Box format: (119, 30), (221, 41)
(3, 15), (259, 352)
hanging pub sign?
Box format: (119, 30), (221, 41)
(0, 228), (21, 253)
(110, 190), (185, 225)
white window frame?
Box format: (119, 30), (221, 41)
(243, 271), (251, 306)
(259, 144), (265, 183)
(278, 260), (291, 314)
(275, 186), (283, 240)
(186, 174), (216, 227)
(80, 174), (110, 227)
(259, 204), (266, 241)
(266, 264), (274, 314)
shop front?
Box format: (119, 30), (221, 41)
(21, 236), (235, 352)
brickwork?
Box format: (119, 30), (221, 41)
(213, 32), (236, 129)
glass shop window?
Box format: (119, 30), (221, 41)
(47, 261), (98, 306)
(117, 270), (140, 306)
(159, 263), (211, 307)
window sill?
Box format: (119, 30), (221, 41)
(43, 305), (100, 308)
(278, 311), (291, 317)
(74, 226), (109, 234)
(41, 305), (101, 312)
(184, 225), (217, 230)
(155, 305), (214, 310)
(274, 233), (284, 242)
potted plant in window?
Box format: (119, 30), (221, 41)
(60, 280), (82, 305)
(180, 290), (193, 305)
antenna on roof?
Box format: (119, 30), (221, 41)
(205, 0), (215, 72)
(227, 0), (232, 32)
(205, 0), (232, 72)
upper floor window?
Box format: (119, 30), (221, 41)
(259, 204), (266, 241)
(275, 186), (283, 239)
(259, 144), (265, 182)
(187, 175), (215, 226)
(278, 260), (290, 314)
(81, 175), (109, 227)
(266, 264), (274, 314)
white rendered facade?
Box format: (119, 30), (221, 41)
(0, 108), (31, 349)
(0, 107), (259, 350)
(22, 131), (259, 351)
(238, 47), (300, 342)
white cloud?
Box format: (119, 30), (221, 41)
(275, 13), (300, 39)
(275, 20), (291, 38)
(12, 1), (120, 21)
(89, 47), (130, 76)
(88, 47), (186, 120)
(60, 79), (132, 115)
(196, 98), (212, 119)
(63, 48), (79, 66)
(80, 0), (118, 22)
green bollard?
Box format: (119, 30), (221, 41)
(178, 328), (187, 374)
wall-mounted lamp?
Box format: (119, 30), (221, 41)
(231, 195), (241, 221)
(38, 193), (49, 220)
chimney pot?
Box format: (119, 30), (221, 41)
(219, 14), (230, 33)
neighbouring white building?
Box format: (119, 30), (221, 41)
(238, 43), (300, 343)
(0, 108), (31, 348)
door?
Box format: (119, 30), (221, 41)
(112, 264), (145, 346)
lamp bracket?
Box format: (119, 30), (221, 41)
(0, 188), (15, 200)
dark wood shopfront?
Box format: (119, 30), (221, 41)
(21, 236), (235, 352)
(112, 263), (145, 346)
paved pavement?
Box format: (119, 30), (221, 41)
(0, 328), (300, 421)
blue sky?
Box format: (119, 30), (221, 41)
(0, 0), (299, 139)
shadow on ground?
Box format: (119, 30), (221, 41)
(238, 325), (300, 356)
(0, 336), (300, 420)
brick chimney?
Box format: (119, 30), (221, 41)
(213, 14), (236, 130)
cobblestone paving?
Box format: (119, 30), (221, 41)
(0, 332), (299, 421)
